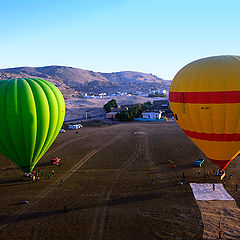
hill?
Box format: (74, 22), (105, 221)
(0, 66), (171, 98)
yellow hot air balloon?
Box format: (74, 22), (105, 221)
(169, 55), (240, 170)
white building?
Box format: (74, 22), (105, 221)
(106, 112), (118, 119)
(142, 111), (162, 119)
(158, 89), (167, 94)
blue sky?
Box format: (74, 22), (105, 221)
(0, 0), (239, 79)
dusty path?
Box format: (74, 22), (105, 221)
(89, 134), (144, 240)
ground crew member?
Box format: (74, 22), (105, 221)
(64, 206), (67, 212)
(204, 173), (207, 180)
(219, 230), (223, 239)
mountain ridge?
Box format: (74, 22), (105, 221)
(0, 65), (171, 98)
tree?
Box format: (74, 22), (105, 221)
(103, 99), (118, 112)
(142, 101), (153, 111)
(116, 111), (132, 121)
(148, 92), (166, 97)
(128, 104), (143, 118)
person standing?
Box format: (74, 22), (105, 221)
(213, 183), (215, 191)
(64, 206), (67, 212)
(218, 230), (223, 239)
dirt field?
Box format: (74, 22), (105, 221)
(0, 122), (240, 240)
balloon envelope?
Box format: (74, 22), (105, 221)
(169, 55), (240, 170)
(0, 78), (65, 172)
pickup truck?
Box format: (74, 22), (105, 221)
(193, 158), (205, 167)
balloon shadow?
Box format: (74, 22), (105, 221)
(0, 178), (23, 185)
(35, 162), (50, 167)
(0, 191), (165, 225)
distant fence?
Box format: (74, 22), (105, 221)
(64, 114), (105, 123)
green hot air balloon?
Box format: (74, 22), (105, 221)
(0, 78), (65, 173)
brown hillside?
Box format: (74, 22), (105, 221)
(0, 66), (171, 98)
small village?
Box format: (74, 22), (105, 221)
(79, 89), (168, 99)
(105, 98), (172, 121)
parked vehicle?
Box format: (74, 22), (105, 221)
(60, 129), (65, 133)
(193, 158), (205, 167)
(50, 158), (61, 165)
(68, 124), (83, 130)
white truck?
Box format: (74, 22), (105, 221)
(68, 124), (83, 130)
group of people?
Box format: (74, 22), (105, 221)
(215, 169), (225, 177)
(178, 172), (188, 185)
(32, 169), (43, 183)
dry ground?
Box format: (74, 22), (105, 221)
(64, 95), (166, 120)
(0, 122), (240, 240)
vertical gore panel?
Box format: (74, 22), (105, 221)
(38, 78), (65, 156)
(0, 80), (18, 162)
(31, 78), (59, 160)
(6, 80), (26, 166)
(25, 79), (50, 169)
(18, 79), (37, 171)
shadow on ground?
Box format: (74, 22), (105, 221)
(0, 191), (164, 225)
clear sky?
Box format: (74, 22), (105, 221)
(1, 0), (240, 79)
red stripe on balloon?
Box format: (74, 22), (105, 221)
(169, 91), (240, 104)
(209, 159), (232, 170)
(183, 129), (240, 141)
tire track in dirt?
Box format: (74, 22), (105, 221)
(5, 134), (90, 175)
(142, 129), (156, 167)
(0, 135), (120, 232)
(89, 134), (145, 240)
(44, 134), (89, 157)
